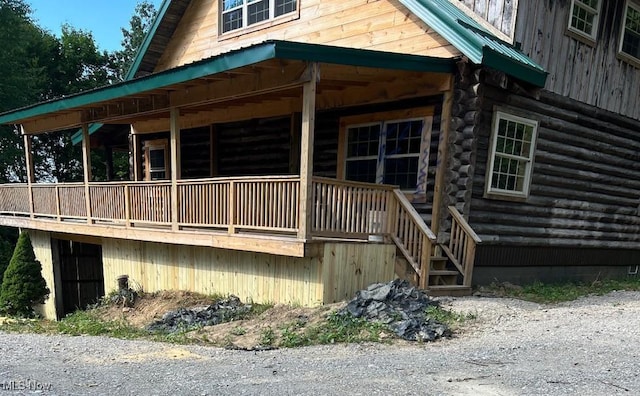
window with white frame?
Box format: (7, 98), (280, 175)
(345, 118), (428, 190)
(620, 1), (640, 62)
(486, 112), (538, 198)
(568, 0), (601, 41)
(221, 0), (297, 34)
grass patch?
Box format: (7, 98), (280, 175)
(277, 311), (389, 348)
(425, 305), (476, 328)
(57, 311), (146, 339)
(486, 277), (640, 304)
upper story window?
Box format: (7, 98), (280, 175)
(620, 1), (640, 63)
(221, 0), (297, 34)
(568, 0), (601, 42)
(485, 111), (538, 199)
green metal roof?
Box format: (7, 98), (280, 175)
(125, 0), (173, 80)
(398, 0), (547, 87)
(0, 40), (455, 128)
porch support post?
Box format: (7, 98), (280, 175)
(21, 128), (35, 218)
(297, 63), (318, 240)
(81, 123), (93, 223)
(431, 84), (453, 237)
(130, 126), (142, 181)
(170, 107), (181, 231)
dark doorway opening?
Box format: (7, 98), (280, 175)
(55, 239), (105, 317)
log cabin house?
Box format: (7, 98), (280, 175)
(0, 0), (639, 319)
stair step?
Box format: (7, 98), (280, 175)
(426, 285), (472, 297)
(430, 256), (448, 270)
(429, 270), (459, 276)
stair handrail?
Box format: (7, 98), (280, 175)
(391, 189), (436, 288)
(441, 205), (481, 287)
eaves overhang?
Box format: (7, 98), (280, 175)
(0, 40), (456, 134)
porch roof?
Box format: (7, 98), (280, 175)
(0, 40), (455, 135)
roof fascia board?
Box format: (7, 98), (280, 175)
(125, 0), (174, 80)
(482, 48), (548, 88)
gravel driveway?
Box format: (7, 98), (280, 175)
(1, 291), (638, 395)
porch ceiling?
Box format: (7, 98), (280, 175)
(0, 41), (456, 135)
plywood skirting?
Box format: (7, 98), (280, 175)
(101, 239), (396, 306)
(29, 230), (57, 320)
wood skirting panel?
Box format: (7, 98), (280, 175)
(321, 242), (396, 303)
(101, 239), (396, 306)
(29, 230), (57, 321)
(154, 0), (459, 71)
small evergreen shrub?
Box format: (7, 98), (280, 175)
(0, 232), (49, 317)
(0, 238), (12, 287)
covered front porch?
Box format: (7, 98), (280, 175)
(0, 41), (478, 290)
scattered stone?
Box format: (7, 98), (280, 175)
(340, 279), (451, 342)
(146, 295), (251, 333)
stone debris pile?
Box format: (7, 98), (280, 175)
(340, 279), (451, 342)
(147, 295), (251, 333)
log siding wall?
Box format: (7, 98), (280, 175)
(154, 0), (459, 71)
(515, 0), (640, 120)
(469, 77), (640, 257)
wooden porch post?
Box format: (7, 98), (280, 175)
(170, 107), (181, 231)
(21, 128), (35, 218)
(130, 126), (142, 181)
(81, 123), (93, 223)
(431, 84), (454, 237)
(297, 63), (318, 240)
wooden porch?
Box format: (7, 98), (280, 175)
(0, 176), (478, 289)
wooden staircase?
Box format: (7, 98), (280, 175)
(390, 196), (480, 296)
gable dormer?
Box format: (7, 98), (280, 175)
(152, 0), (462, 72)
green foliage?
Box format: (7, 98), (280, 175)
(424, 306), (476, 327)
(0, 232), (49, 317)
(57, 311), (144, 339)
(487, 278), (640, 304)
(113, 0), (158, 80)
(259, 327), (275, 346)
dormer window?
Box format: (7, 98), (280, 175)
(221, 0), (297, 34)
(568, 0), (601, 42)
(619, 1), (640, 64)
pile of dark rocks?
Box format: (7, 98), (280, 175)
(147, 295), (251, 333)
(340, 279), (451, 342)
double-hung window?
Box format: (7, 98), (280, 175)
(568, 0), (601, 42)
(221, 0), (297, 34)
(486, 111), (538, 199)
(342, 113), (431, 193)
(620, 1), (640, 63)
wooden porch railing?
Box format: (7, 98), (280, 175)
(311, 177), (395, 237)
(441, 205), (481, 287)
(0, 178), (477, 289)
(390, 190), (437, 289)
(0, 176), (301, 235)
(310, 177), (437, 288)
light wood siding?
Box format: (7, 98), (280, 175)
(102, 239), (395, 306)
(322, 243), (396, 302)
(154, 0), (459, 71)
(29, 230), (57, 320)
(469, 85), (640, 250)
(515, 0), (640, 120)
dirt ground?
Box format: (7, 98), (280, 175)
(94, 291), (347, 349)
